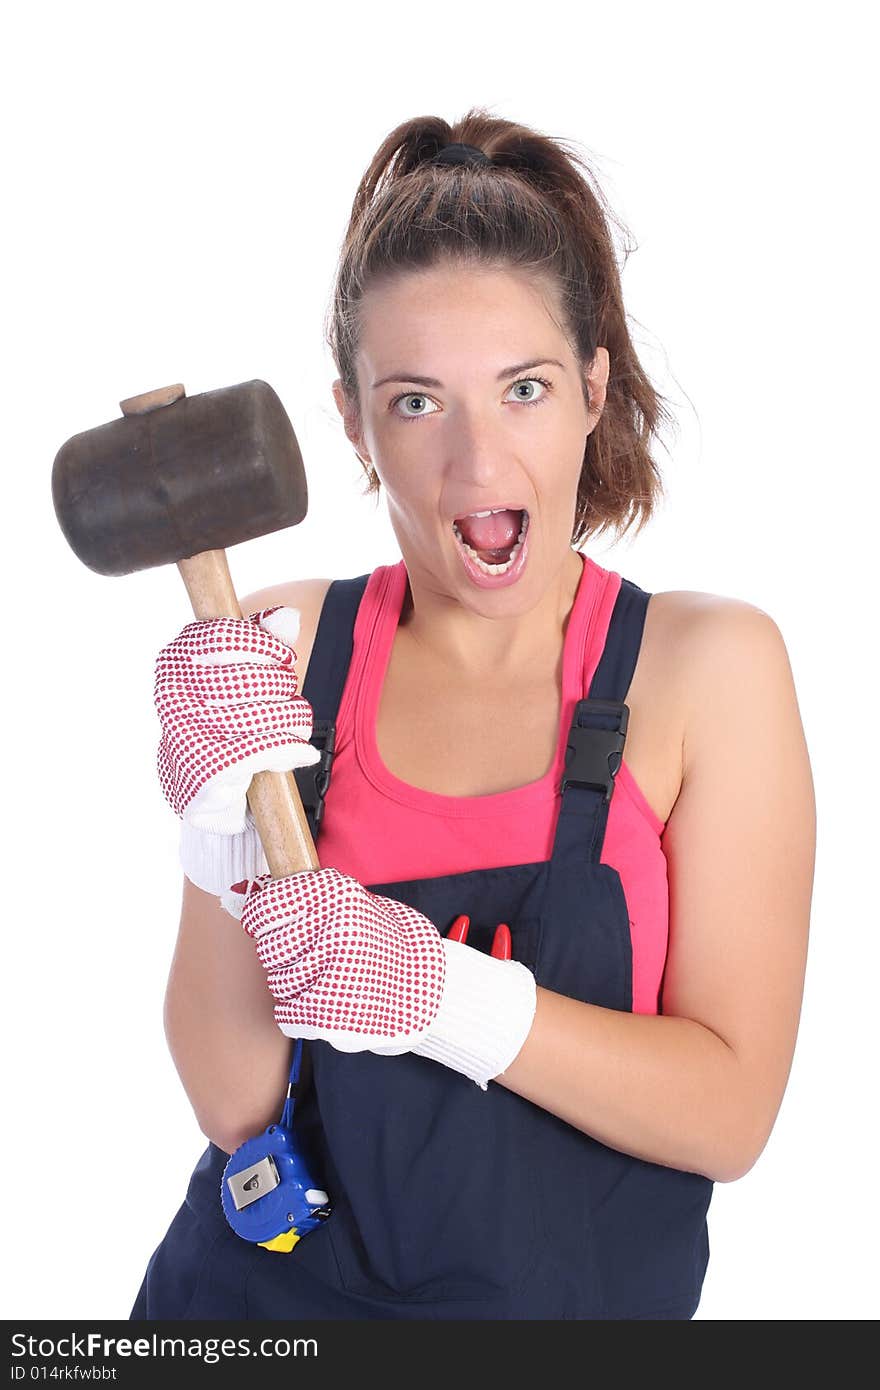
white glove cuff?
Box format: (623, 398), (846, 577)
(179, 812), (269, 895)
(412, 938), (537, 1091)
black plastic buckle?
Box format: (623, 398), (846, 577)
(560, 699), (629, 803)
(293, 719), (336, 835)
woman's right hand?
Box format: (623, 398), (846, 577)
(154, 605), (321, 836)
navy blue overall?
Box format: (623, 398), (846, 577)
(131, 569), (713, 1320)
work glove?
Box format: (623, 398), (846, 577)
(153, 606), (321, 893)
(222, 867), (537, 1091)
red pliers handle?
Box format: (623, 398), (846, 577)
(447, 914), (470, 943)
(490, 922), (512, 960)
(447, 915), (512, 960)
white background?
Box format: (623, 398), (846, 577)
(4, 0), (876, 1322)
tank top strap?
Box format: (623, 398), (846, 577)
(294, 573), (370, 839)
(552, 576), (653, 868)
(587, 576), (652, 704)
(295, 566), (652, 858)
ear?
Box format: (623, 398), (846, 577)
(332, 378), (372, 464)
(584, 347), (610, 429)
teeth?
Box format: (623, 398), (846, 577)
(462, 506), (521, 519)
(451, 512), (529, 575)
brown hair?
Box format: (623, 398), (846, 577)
(325, 107), (674, 546)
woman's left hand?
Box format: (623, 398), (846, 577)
(224, 867), (537, 1090)
(224, 866), (446, 1052)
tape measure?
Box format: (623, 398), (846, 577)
(220, 1039), (332, 1252)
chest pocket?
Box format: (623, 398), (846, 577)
(304, 856), (632, 1305)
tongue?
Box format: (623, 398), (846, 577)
(455, 509), (521, 556)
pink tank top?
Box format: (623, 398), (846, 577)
(316, 550), (669, 1015)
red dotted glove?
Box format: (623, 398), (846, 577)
(154, 606), (321, 836)
(224, 868), (537, 1090)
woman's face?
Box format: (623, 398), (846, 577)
(333, 261), (608, 610)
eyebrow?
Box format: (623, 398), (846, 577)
(371, 358), (567, 390)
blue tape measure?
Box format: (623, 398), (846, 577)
(220, 1039), (332, 1252)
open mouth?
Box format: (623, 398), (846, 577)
(451, 508), (529, 575)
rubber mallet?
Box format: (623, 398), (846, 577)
(51, 379), (320, 876)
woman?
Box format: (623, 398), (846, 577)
(130, 109), (815, 1320)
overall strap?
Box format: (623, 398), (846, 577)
(293, 574), (370, 840)
(553, 577), (652, 866)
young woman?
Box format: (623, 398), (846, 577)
(130, 109), (815, 1321)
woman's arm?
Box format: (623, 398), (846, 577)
(496, 600), (816, 1184)
(161, 577), (332, 1155)
(164, 877), (295, 1154)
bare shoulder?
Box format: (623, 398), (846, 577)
(238, 576), (334, 683)
(646, 586), (780, 648)
(647, 589), (798, 774)
(624, 589), (788, 822)
(643, 589), (793, 743)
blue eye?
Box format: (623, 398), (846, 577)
(507, 377), (551, 405)
(391, 376), (553, 422)
(393, 392), (439, 420)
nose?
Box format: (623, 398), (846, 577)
(446, 402), (516, 494)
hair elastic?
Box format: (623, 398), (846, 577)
(432, 143), (491, 167)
